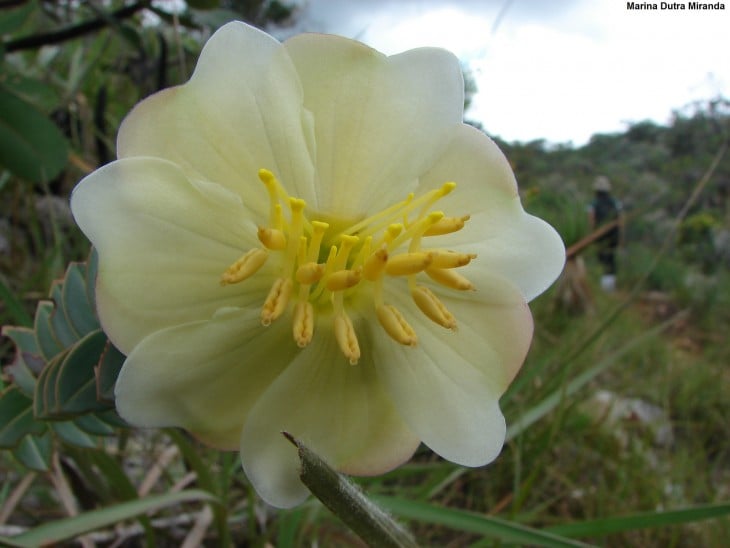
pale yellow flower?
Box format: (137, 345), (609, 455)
(71, 22), (564, 508)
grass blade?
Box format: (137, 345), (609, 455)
(374, 496), (594, 548)
(0, 489), (218, 547)
(546, 501), (730, 538)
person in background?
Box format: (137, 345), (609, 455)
(588, 175), (623, 292)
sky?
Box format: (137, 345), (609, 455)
(278, 0), (730, 146)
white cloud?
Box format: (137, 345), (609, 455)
(288, 0), (730, 144)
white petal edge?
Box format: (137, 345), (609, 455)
(115, 307), (297, 449)
(284, 32), (464, 217)
(70, 157), (269, 353)
(240, 322), (419, 508)
(418, 124), (565, 301)
(373, 271), (533, 466)
(117, 21), (317, 216)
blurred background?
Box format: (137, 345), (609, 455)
(1, 1), (729, 546)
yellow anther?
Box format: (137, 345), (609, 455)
(426, 267), (475, 290)
(334, 312), (360, 365)
(220, 248), (268, 285)
(423, 215), (470, 236)
(257, 227), (287, 250)
(296, 262), (325, 284)
(385, 252), (433, 276)
(411, 285), (457, 329)
(326, 268), (362, 291)
(292, 301), (314, 347)
(377, 305), (417, 346)
(430, 250), (477, 269)
(362, 247), (388, 281)
(261, 277), (293, 326)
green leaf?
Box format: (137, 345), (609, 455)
(374, 497), (594, 548)
(1, 326), (40, 395)
(0, 387), (46, 448)
(62, 263), (99, 337)
(96, 341), (125, 402)
(0, 86), (68, 184)
(287, 433), (418, 548)
(0, 489), (219, 548)
(0, 0), (36, 36)
(51, 421), (97, 449)
(546, 501), (730, 538)
(33, 301), (63, 362)
(34, 347), (68, 419)
(55, 329), (110, 415)
(72, 413), (116, 437)
(12, 432), (52, 472)
(48, 282), (81, 346)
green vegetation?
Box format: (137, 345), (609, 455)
(1, 1), (729, 546)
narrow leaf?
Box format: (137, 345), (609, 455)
(0, 489), (218, 547)
(375, 496), (594, 548)
(546, 501), (730, 538)
(286, 433), (418, 548)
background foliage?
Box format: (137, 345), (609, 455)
(1, 1), (729, 545)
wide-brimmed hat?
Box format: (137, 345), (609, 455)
(593, 175), (612, 192)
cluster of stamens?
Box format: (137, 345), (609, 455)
(221, 169), (476, 364)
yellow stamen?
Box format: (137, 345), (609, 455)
(385, 252), (433, 276)
(424, 214), (470, 236)
(362, 247), (388, 281)
(220, 248), (268, 285)
(377, 305), (417, 346)
(411, 285), (457, 329)
(261, 278), (293, 326)
(296, 262), (325, 284)
(430, 250), (477, 269)
(426, 267), (475, 290)
(334, 311), (360, 365)
(292, 301), (314, 347)
(257, 227), (287, 250)
(326, 268), (362, 291)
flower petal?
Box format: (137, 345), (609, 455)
(240, 325), (419, 508)
(117, 21), (317, 217)
(419, 124), (565, 301)
(114, 307), (297, 449)
(374, 272), (533, 466)
(70, 157), (270, 353)
(284, 33), (464, 217)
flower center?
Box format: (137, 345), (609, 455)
(221, 169), (476, 364)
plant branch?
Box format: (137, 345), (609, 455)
(3, 1), (150, 53)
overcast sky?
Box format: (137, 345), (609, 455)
(279, 0), (730, 146)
